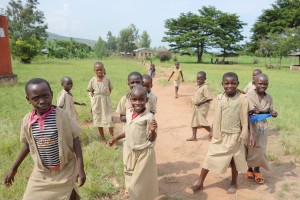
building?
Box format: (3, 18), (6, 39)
(133, 48), (153, 58)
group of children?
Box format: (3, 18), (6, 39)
(3, 59), (277, 199)
(188, 69), (277, 194)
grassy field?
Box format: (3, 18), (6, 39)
(0, 56), (299, 199)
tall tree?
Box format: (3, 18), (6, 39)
(162, 6), (245, 63)
(94, 36), (107, 59)
(106, 31), (117, 51)
(117, 24), (139, 53)
(139, 31), (151, 48)
(250, 0), (300, 52)
(6, 0), (48, 63)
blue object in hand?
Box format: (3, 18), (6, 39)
(250, 113), (272, 123)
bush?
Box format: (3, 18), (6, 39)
(156, 49), (172, 62)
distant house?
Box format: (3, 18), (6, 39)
(133, 48), (153, 58)
(120, 52), (134, 58)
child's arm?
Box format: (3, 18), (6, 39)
(195, 99), (212, 106)
(180, 71), (184, 82)
(148, 119), (158, 142)
(74, 101), (86, 106)
(237, 88), (245, 94)
(120, 114), (126, 122)
(108, 132), (125, 146)
(270, 110), (278, 118)
(4, 143), (30, 187)
(73, 137), (86, 187)
(167, 72), (174, 81)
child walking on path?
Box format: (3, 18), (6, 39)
(242, 69), (262, 94)
(4, 78), (86, 200)
(149, 63), (156, 78)
(143, 74), (158, 114)
(191, 72), (249, 194)
(87, 62), (114, 143)
(245, 73), (278, 184)
(57, 76), (86, 121)
(187, 71), (213, 141)
(109, 85), (158, 200)
(168, 61), (184, 98)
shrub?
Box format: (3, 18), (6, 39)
(156, 49), (172, 62)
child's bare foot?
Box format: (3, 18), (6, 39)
(186, 136), (197, 141)
(191, 181), (203, 193)
(227, 184), (237, 194)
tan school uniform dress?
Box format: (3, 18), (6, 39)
(57, 89), (78, 121)
(20, 107), (81, 200)
(191, 84), (212, 127)
(246, 90), (274, 170)
(87, 76), (113, 127)
(123, 109), (158, 200)
(244, 81), (256, 94)
(172, 68), (182, 87)
(203, 92), (249, 173)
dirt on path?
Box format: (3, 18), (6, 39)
(149, 66), (300, 200)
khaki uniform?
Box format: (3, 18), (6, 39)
(87, 76), (113, 127)
(246, 90), (274, 170)
(172, 68), (182, 87)
(191, 84), (212, 127)
(147, 91), (158, 114)
(57, 90), (78, 121)
(123, 109), (158, 200)
(20, 107), (81, 200)
(203, 92), (248, 173)
(243, 81), (256, 94)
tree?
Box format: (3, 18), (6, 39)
(6, 0), (48, 63)
(94, 36), (107, 59)
(162, 6), (245, 63)
(106, 31), (117, 51)
(139, 31), (151, 48)
(117, 24), (139, 53)
(250, 0), (300, 52)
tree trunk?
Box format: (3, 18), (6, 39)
(197, 43), (204, 63)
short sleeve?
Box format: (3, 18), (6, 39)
(87, 78), (94, 92)
(20, 117), (28, 144)
(68, 116), (81, 139)
(108, 77), (113, 91)
(57, 92), (65, 108)
(116, 96), (126, 115)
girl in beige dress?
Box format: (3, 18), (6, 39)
(87, 62), (114, 143)
(167, 62), (184, 98)
(187, 71), (213, 141)
(191, 72), (249, 194)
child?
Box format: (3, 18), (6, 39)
(187, 71), (213, 141)
(245, 73), (278, 184)
(191, 72), (249, 194)
(242, 69), (262, 94)
(109, 85), (158, 200)
(168, 61), (184, 98)
(57, 76), (86, 121)
(4, 78), (86, 200)
(143, 74), (158, 114)
(149, 63), (156, 78)
(87, 62), (114, 143)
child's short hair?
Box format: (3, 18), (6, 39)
(25, 78), (52, 96)
(94, 61), (104, 67)
(198, 71), (206, 77)
(222, 72), (239, 82)
(142, 74), (152, 84)
(131, 85), (148, 97)
(61, 76), (72, 85)
(254, 73), (268, 82)
(128, 72), (142, 81)
(253, 69), (262, 74)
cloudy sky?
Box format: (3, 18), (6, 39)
(0, 0), (275, 47)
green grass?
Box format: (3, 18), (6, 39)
(0, 55), (300, 199)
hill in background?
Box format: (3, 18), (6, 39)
(47, 32), (97, 47)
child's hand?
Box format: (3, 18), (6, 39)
(270, 110), (278, 118)
(150, 120), (157, 131)
(4, 168), (17, 187)
(75, 168), (86, 187)
(108, 138), (116, 147)
(251, 106), (260, 114)
(249, 134), (255, 148)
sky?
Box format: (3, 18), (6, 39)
(0, 0), (275, 47)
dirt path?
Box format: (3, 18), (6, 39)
(149, 66), (300, 200)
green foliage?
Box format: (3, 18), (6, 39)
(250, 0), (300, 52)
(162, 6), (246, 63)
(139, 31), (151, 48)
(117, 24), (139, 53)
(106, 31), (117, 52)
(6, 0), (47, 63)
(94, 36), (107, 59)
(156, 48), (172, 62)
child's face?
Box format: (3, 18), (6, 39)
(94, 64), (105, 78)
(26, 82), (53, 115)
(62, 79), (73, 92)
(252, 70), (261, 80)
(255, 77), (269, 94)
(174, 63), (180, 68)
(197, 74), (206, 85)
(142, 79), (152, 93)
(222, 76), (239, 96)
(128, 75), (142, 89)
(130, 90), (148, 113)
